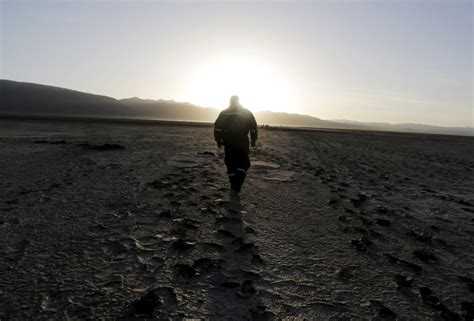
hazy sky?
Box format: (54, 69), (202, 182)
(1, 0), (472, 127)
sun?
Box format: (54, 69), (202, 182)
(187, 55), (291, 113)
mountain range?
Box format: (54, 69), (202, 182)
(1, 79), (472, 136)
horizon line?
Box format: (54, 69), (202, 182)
(1, 78), (472, 130)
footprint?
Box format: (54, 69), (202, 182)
(336, 266), (356, 279)
(217, 229), (237, 238)
(245, 227), (256, 234)
(169, 200), (181, 207)
(419, 287), (460, 318)
(458, 276), (474, 292)
(375, 218), (391, 227)
(5, 198), (19, 205)
(201, 242), (225, 253)
(237, 280), (257, 298)
(220, 281), (240, 288)
(360, 217), (373, 226)
(159, 210), (172, 218)
(215, 216), (230, 224)
(232, 237), (244, 246)
(398, 259), (423, 272)
(375, 206), (391, 214)
(369, 230), (383, 238)
(412, 248), (437, 263)
(142, 256), (164, 272)
(350, 194), (368, 208)
(251, 254), (264, 265)
(249, 305), (274, 321)
(175, 263), (196, 279)
(171, 239), (196, 251)
(433, 238), (448, 247)
(406, 230), (432, 243)
(350, 237), (372, 252)
(173, 217), (200, 230)
(193, 257), (222, 273)
(394, 275), (413, 289)
(170, 227), (187, 238)
(344, 226), (369, 235)
(106, 240), (128, 256)
(338, 215), (349, 223)
(40, 291), (72, 313)
(239, 270), (261, 280)
(131, 287), (178, 317)
(461, 302), (474, 320)
(235, 242), (256, 253)
(201, 207), (217, 215)
(344, 208), (355, 214)
(377, 305), (397, 320)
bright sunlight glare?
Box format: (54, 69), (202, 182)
(187, 56), (291, 113)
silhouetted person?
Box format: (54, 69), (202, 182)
(214, 95), (258, 195)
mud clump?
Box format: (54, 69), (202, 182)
(77, 143), (124, 151)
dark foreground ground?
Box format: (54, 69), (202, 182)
(0, 118), (473, 320)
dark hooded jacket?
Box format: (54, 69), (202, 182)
(214, 105), (258, 153)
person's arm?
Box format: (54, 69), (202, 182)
(249, 112), (258, 147)
(214, 112), (224, 147)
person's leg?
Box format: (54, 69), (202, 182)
(234, 151), (251, 192)
(224, 149), (239, 191)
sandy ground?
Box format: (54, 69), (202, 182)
(0, 118), (473, 320)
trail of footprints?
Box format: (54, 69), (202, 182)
(89, 151), (272, 319)
(311, 154), (474, 320)
(20, 138), (473, 319)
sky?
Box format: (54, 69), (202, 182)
(1, 0), (472, 127)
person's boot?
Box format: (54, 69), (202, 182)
(228, 173), (237, 191)
(234, 170), (246, 193)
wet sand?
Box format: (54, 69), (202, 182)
(0, 118), (473, 320)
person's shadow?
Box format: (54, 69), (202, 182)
(206, 193), (274, 320)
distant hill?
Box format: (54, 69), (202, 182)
(119, 97), (219, 122)
(0, 79), (355, 129)
(0, 79), (124, 117)
(332, 119), (474, 137)
(0, 79), (217, 121)
(1, 79), (472, 136)
(254, 111), (366, 130)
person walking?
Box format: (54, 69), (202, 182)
(214, 95), (258, 195)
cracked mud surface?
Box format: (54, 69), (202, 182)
(0, 119), (473, 320)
